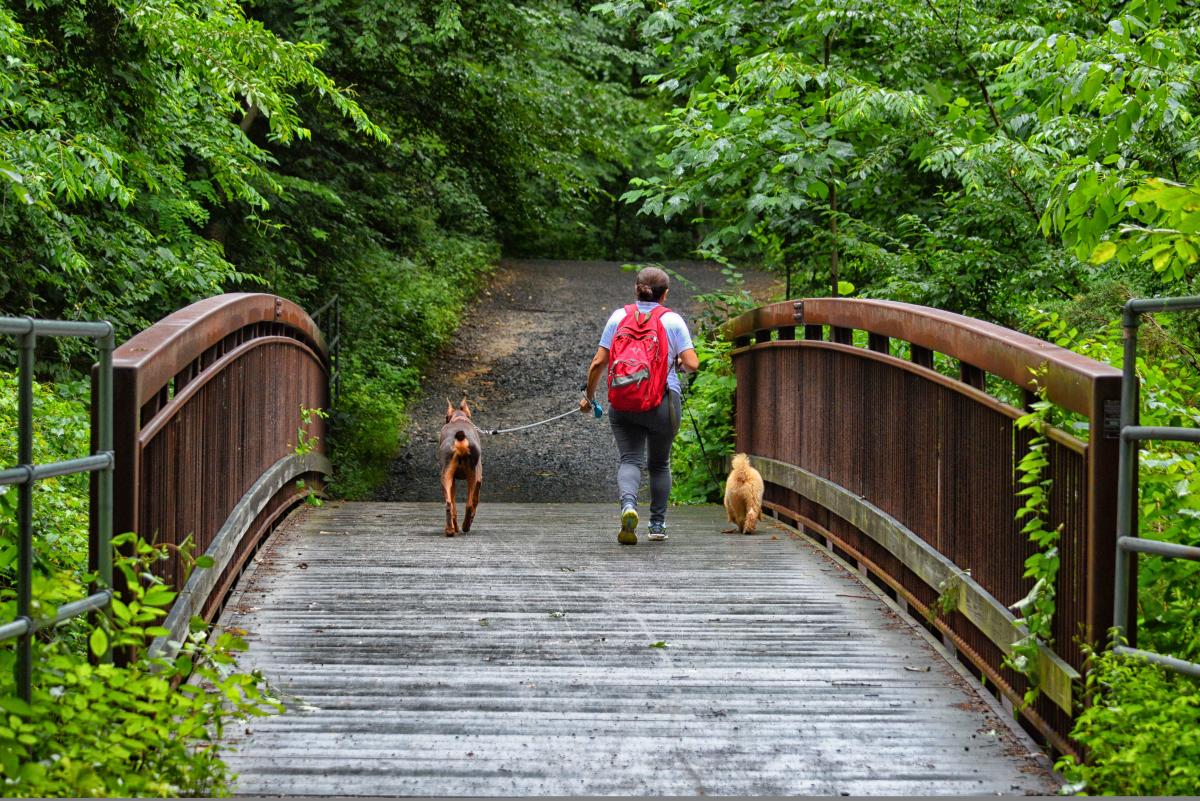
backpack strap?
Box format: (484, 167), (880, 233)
(617, 303), (669, 330)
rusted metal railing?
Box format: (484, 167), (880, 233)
(725, 299), (1123, 754)
(101, 293), (332, 656)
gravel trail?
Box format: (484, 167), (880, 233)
(377, 259), (776, 503)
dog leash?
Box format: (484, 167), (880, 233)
(473, 393), (604, 436)
(679, 371), (723, 493)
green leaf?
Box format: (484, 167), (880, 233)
(110, 597), (132, 622)
(1152, 248), (1173, 272)
(89, 627), (109, 658)
(142, 585), (177, 608)
(1089, 241), (1118, 264)
(0, 747), (18, 777)
(0, 698), (33, 718)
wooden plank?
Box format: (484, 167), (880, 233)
(750, 455), (1078, 713)
(216, 502), (1057, 796)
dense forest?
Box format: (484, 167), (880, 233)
(1, 0), (1198, 795)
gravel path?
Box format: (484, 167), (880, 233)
(377, 259), (777, 503)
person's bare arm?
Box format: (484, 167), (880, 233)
(580, 346), (609, 412)
(676, 347), (699, 373)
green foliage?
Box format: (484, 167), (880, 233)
(1006, 0), (1200, 292)
(670, 266), (757, 504)
(0, 533), (279, 797)
(1026, 309), (1199, 793)
(1058, 645), (1200, 796)
(1086, 179), (1200, 282)
(1034, 309), (1200, 662)
(0, 373), (90, 588)
(294, 405), (329, 457)
(671, 335), (736, 504)
(604, 0), (1200, 318)
(324, 234), (497, 498)
(1, 374), (277, 796)
(0, 0), (381, 343)
(1005, 377), (1062, 706)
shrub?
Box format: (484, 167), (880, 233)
(671, 335), (737, 504)
(326, 233), (497, 498)
(1058, 647), (1200, 796)
(0, 373), (91, 611)
(1028, 310), (1200, 794)
(1, 375), (277, 797)
(670, 267), (759, 504)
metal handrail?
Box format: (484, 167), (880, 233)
(1113, 295), (1200, 678)
(311, 293), (341, 407)
(0, 317), (114, 701)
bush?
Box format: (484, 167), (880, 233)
(1026, 309), (1200, 793)
(1, 376), (277, 797)
(326, 233), (497, 498)
(0, 533), (278, 797)
(671, 336), (737, 504)
(1058, 647), (1200, 796)
(0, 373), (91, 603)
(669, 268), (759, 504)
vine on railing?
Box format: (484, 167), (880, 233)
(294, 405), (329, 508)
(1006, 373), (1063, 707)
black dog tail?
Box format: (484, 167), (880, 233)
(452, 430), (471, 458)
(454, 430), (467, 441)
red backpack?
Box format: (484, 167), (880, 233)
(607, 304), (670, 413)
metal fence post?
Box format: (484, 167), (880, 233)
(16, 325), (35, 701)
(1110, 295), (1200, 678)
(1113, 307), (1141, 642)
(4, 316), (117, 694)
(95, 326), (115, 662)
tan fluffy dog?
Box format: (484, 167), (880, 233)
(439, 399), (482, 536)
(723, 453), (763, 534)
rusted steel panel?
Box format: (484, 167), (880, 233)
(1086, 375), (1122, 645)
(110, 294), (330, 630)
(112, 293), (326, 408)
(726, 299), (1121, 418)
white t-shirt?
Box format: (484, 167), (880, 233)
(599, 301), (695, 395)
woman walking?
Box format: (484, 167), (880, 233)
(580, 267), (699, 544)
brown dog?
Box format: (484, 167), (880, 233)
(723, 453), (763, 534)
(439, 399), (482, 536)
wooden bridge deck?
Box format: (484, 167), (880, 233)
(217, 503), (1057, 796)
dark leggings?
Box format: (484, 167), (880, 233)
(608, 390), (682, 525)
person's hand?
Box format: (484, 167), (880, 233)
(579, 396), (593, 414)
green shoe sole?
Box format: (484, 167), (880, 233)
(619, 508), (638, 545)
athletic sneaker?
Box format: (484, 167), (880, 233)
(647, 523), (668, 541)
(618, 505), (638, 545)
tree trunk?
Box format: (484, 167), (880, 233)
(824, 33), (839, 298)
